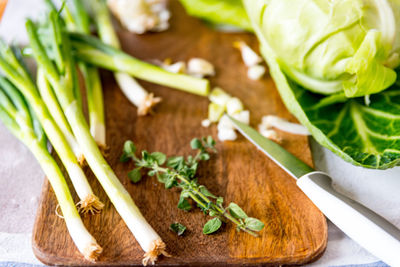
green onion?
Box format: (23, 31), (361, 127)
(64, 0), (107, 148)
(26, 10), (169, 265)
(36, 67), (84, 163)
(89, 0), (161, 116)
(70, 33), (210, 96)
(0, 41), (104, 214)
(0, 78), (102, 261)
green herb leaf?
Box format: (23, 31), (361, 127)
(120, 140), (136, 162)
(151, 152), (166, 165)
(123, 140), (136, 155)
(180, 190), (190, 198)
(128, 168), (142, 183)
(148, 170), (157, 176)
(177, 196), (192, 211)
(142, 151), (150, 162)
(244, 217), (264, 232)
(156, 172), (168, 183)
(199, 152), (210, 161)
(120, 153), (130, 163)
(199, 185), (216, 198)
(167, 156), (185, 170)
(170, 222), (187, 236)
(206, 136), (216, 147)
(165, 176), (177, 189)
(216, 196), (224, 206)
(209, 210), (218, 216)
(203, 217), (222, 234)
(190, 138), (203, 149)
(228, 203), (248, 219)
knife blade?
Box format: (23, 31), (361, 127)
(229, 115), (400, 267)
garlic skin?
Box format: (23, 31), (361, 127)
(247, 65), (266, 80)
(187, 58), (215, 78)
(233, 41), (262, 67)
(107, 0), (170, 34)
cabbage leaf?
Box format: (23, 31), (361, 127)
(178, 0), (252, 31)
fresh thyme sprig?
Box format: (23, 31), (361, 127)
(121, 137), (264, 236)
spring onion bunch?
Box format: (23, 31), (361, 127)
(70, 33), (210, 96)
(0, 41), (103, 214)
(90, 0), (161, 116)
(26, 9), (168, 265)
(0, 76), (102, 261)
(63, 0), (107, 149)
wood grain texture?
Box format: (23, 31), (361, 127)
(32, 1), (327, 265)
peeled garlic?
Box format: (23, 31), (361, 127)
(187, 58), (215, 78)
(162, 61), (186, 74)
(208, 103), (225, 123)
(217, 115), (234, 131)
(247, 65), (266, 80)
(226, 97), (244, 115)
(218, 128), (237, 141)
(233, 41), (262, 67)
(232, 110), (250, 125)
(209, 87), (231, 106)
(201, 119), (211, 128)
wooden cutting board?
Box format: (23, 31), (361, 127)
(32, 1), (327, 265)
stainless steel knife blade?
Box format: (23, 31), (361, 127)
(229, 115), (313, 179)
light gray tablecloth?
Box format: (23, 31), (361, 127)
(1, 1), (400, 266)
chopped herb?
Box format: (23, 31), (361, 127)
(203, 217), (222, 234)
(170, 222), (187, 236)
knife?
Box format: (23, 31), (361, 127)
(229, 116), (400, 267)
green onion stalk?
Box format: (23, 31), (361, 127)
(0, 77), (102, 261)
(63, 0), (107, 149)
(69, 33), (210, 97)
(89, 0), (161, 116)
(36, 67), (84, 164)
(26, 11), (169, 265)
(0, 41), (104, 214)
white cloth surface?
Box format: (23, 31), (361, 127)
(0, 0), (400, 266)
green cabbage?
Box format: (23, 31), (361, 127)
(178, 0), (252, 31)
(244, 0), (400, 98)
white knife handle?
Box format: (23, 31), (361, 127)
(297, 171), (400, 267)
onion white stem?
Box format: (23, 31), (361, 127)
(91, 0), (161, 116)
(64, 0), (107, 147)
(36, 68), (83, 162)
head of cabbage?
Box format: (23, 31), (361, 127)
(243, 0), (400, 98)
